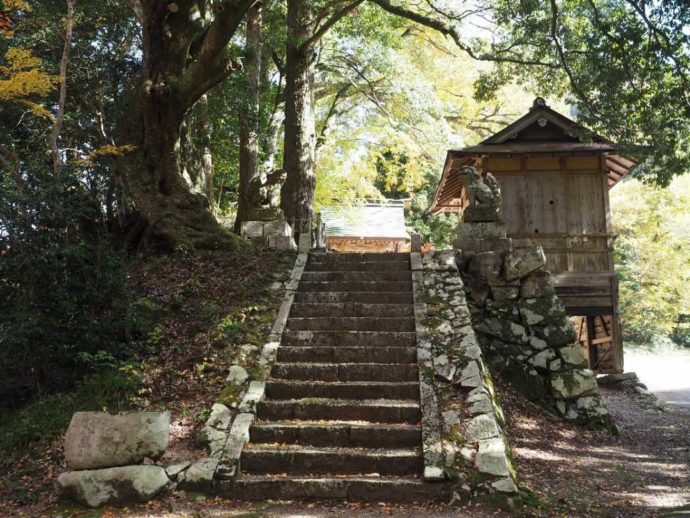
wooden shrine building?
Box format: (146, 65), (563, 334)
(317, 201), (411, 253)
(430, 98), (637, 373)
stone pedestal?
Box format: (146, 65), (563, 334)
(454, 221), (512, 253)
(241, 219), (297, 251)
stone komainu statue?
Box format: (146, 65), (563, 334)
(248, 169), (286, 209)
(459, 165), (502, 223)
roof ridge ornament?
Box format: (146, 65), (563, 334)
(532, 97), (548, 109)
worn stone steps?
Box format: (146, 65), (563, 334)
(265, 380), (419, 400)
(256, 398), (421, 423)
(306, 261), (411, 272)
(301, 271), (411, 282)
(290, 303), (413, 318)
(276, 346), (417, 364)
(241, 446), (422, 476)
(308, 252), (411, 264)
(282, 331), (417, 348)
(286, 317), (416, 332)
(249, 421), (421, 448)
(271, 363), (418, 382)
(218, 476), (451, 503)
(298, 281), (413, 293)
(293, 292), (414, 304)
(228, 251), (446, 503)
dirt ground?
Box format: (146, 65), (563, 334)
(2, 379), (688, 518)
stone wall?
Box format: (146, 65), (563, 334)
(415, 250), (518, 495)
(454, 194), (612, 428)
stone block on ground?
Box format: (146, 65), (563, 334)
(475, 438), (511, 477)
(268, 235), (297, 251)
(64, 411), (170, 470)
(178, 458), (219, 493)
(57, 465), (170, 508)
(298, 232), (311, 253)
(226, 365), (249, 385)
(206, 403), (232, 430)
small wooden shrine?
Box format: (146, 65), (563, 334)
(430, 98), (637, 373)
(317, 201), (411, 253)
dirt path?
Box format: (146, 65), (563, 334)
(502, 380), (690, 517)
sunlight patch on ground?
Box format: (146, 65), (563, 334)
(625, 345), (690, 407)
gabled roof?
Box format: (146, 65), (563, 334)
(430, 98), (637, 213)
(320, 202), (410, 240)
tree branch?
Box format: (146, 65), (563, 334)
(49, 0), (76, 175)
(300, 0), (364, 51)
(368, 0), (558, 68)
(178, 0), (258, 108)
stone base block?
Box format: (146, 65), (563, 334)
(463, 206), (501, 223)
(241, 220), (294, 241)
(268, 235), (297, 251)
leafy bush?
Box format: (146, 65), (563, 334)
(0, 168), (132, 407)
(0, 365), (142, 454)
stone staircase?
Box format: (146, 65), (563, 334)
(220, 252), (450, 502)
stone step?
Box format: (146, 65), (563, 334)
(308, 253), (410, 263)
(286, 317), (415, 332)
(250, 421), (421, 448)
(301, 271), (411, 282)
(265, 380), (419, 400)
(290, 303), (413, 318)
(298, 281), (413, 293)
(293, 292), (414, 304)
(218, 476), (452, 503)
(257, 398), (420, 423)
(271, 363), (418, 382)
(241, 445), (422, 476)
(306, 261), (411, 272)
(282, 331), (417, 348)
(277, 346), (417, 364)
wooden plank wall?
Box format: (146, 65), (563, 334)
(489, 155), (612, 275)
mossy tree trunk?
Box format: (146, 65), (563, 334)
(115, 0), (256, 251)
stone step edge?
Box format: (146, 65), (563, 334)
(216, 476), (452, 503)
(251, 421), (421, 430)
(259, 397), (420, 406)
(243, 445), (420, 455)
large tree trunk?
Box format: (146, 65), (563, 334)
(280, 0), (317, 233)
(117, 96), (231, 251)
(235, 4), (263, 232)
(114, 0), (255, 251)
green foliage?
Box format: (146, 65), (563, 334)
(481, 0), (690, 184)
(0, 364), (141, 454)
(611, 176), (690, 344)
(0, 167), (133, 407)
